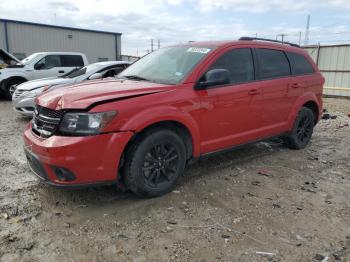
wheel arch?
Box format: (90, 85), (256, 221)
(302, 100), (319, 125)
(1, 76), (28, 91)
(126, 120), (195, 161)
(287, 92), (321, 130)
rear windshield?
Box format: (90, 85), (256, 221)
(63, 64), (102, 78)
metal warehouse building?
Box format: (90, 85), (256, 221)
(304, 44), (350, 97)
(0, 18), (121, 63)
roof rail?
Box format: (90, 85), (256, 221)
(239, 36), (300, 48)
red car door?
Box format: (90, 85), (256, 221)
(197, 47), (264, 154)
(255, 48), (294, 136)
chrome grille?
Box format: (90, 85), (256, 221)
(32, 105), (63, 138)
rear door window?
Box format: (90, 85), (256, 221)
(287, 52), (314, 75)
(61, 55), (84, 67)
(208, 48), (255, 84)
(256, 49), (291, 79)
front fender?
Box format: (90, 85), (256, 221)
(104, 106), (201, 157)
(0, 70), (29, 92)
(287, 92), (321, 131)
(0, 69), (30, 80)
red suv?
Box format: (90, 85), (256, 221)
(23, 37), (324, 197)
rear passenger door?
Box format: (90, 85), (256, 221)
(198, 47), (264, 153)
(255, 48), (293, 135)
(286, 51), (316, 97)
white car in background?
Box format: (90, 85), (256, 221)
(0, 49), (88, 100)
(12, 61), (130, 117)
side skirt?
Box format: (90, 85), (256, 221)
(196, 133), (288, 161)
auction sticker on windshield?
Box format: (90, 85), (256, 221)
(186, 47), (211, 54)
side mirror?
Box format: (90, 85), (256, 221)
(89, 72), (103, 80)
(196, 69), (230, 89)
(34, 63), (44, 70)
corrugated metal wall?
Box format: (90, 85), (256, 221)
(304, 45), (350, 97)
(4, 21), (121, 63)
(0, 21), (6, 50)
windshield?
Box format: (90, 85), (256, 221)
(21, 53), (42, 65)
(118, 46), (213, 84)
(63, 63), (102, 79)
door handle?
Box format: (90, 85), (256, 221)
(248, 89), (260, 95)
(290, 83), (302, 88)
(58, 70), (65, 73)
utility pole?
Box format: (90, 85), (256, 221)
(298, 32), (302, 46)
(158, 39), (160, 49)
(304, 14), (310, 46)
(151, 39), (154, 52)
(276, 33), (287, 43)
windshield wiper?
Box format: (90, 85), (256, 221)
(122, 75), (151, 82)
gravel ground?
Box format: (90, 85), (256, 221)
(0, 98), (349, 262)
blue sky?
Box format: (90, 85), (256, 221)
(1, 0), (350, 55)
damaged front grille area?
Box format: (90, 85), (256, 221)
(32, 105), (63, 138)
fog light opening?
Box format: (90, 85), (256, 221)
(51, 166), (76, 182)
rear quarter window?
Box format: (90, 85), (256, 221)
(287, 52), (314, 75)
(61, 55), (84, 67)
(256, 48), (291, 79)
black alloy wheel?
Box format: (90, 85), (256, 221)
(142, 142), (179, 188)
(285, 107), (315, 149)
(124, 129), (187, 197)
(296, 114), (313, 144)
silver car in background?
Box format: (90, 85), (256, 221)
(12, 61), (130, 117)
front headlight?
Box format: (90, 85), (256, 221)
(19, 85), (48, 98)
(59, 111), (117, 136)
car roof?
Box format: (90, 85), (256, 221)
(176, 39), (302, 53)
(33, 52), (86, 56)
(91, 61), (131, 67)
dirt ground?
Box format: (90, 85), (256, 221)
(0, 98), (349, 262)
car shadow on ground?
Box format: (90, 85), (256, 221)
(28, 138), (286, 210)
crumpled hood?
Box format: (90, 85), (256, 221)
(36, 79), (175, 110)
(17, 77), (74, 91)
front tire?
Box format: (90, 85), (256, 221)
(285, 107), (315, 149)
(3, 78), (26, 100)
(124, 129), (187, 198)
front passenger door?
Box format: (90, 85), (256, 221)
(197, 47), (264, 154)
(32, 55), (62, 79)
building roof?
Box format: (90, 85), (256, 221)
(0, 18), (121, 36)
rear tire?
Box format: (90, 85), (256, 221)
(285, 107), (315, 150)
(3, 78), (26, 100)
(124, 129), (186, 198)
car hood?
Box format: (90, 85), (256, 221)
(17, 77), (74, 91)
(36, 79), (175, 110)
